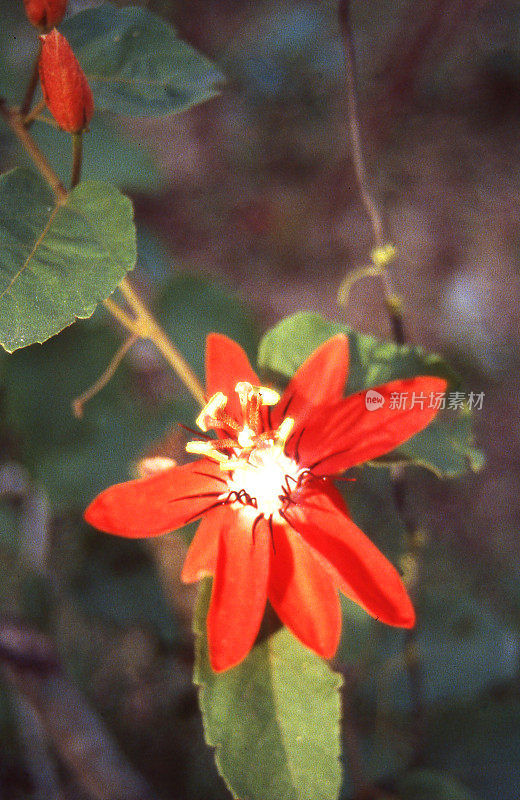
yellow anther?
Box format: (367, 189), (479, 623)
(257, 386), (280, 406)
(185, 440), (229, 464)
(219, 459), (244, 472)
(195, 392), (228, 432)
(277, 416), (295, 445)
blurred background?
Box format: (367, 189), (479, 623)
(1, 0), (520, 798)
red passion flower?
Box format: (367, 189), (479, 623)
(85, 334), (447, 672)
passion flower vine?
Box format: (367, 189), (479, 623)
(85, 334), (447, 671)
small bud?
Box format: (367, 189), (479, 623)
(39, 29), (93, 134)
(24, 0), (68, 31)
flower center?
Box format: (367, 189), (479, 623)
(185, 382), (301, 517)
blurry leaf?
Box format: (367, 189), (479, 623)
(397, 769), (480, 800)
(258, 311), (458, 392)
(258, 312), (482, 477)
(348, 545), (518, 712)
(20, 117), (163, 193)
(388, 409), (485, 478)
(0, 5), (36, 104)
(136, 227), (172, 280)
(336, 466), (407, 666)
(62, 4), (223, 117)
(72, 538), (180, 644)
(156, 274), (259, 380)
(1, 273), (257, 510)
(425, 693), (520, 800)
(0, 168), (136, 352)
(1, 314), (189, 509)
(194, 579), (343, 800)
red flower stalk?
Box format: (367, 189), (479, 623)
(39, 29), (93, 133)
(85, 334), (447, 672)
(24, 0), (67, 30)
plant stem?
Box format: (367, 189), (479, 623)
(338, 0), (425, 763)
(20, 41), (42, 119)
(70, 132), (83, 189)
(23, 98), (46, 128)
(338, 0), (405, 345)
(0, 100), (67, 201)
(0, 95), (206, 407)
(118, 277), (206, 406)
(72, 334), (138, 418)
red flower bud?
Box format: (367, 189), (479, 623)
(24, 0), (68, 30)
(39, 29), (94, 134)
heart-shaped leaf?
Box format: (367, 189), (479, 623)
(194, 579), (343, 800)
(0, 168), (136, 352)
(62, 4), (223, 117)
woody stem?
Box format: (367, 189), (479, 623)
(0, 96), (206, 407)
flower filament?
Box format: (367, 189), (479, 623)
(186, 382), (304, 519)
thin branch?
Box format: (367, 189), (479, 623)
(337, 0), (405, 344)
(20, 41), (42, 118)
(0, 100), (67, 201)
(338, 0), (425, 763)
(23, 97), (47, 128)
(72, 333), (138, 418)
(338, 0), (384, 249)
(118, 277), (206, 406)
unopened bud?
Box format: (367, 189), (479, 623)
(39, 29), (93, 134)
(24, 0), (68, 31)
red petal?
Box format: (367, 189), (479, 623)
(205, 333), (260, 423)
(289, 376), (447, 475)
(271, 335), (349, 428)
(284, 483), (415, 628)
(181, 505), (227, 582)
(268, 520), (341, 658)
(207, 507), (270, 671)
(84, 460), (226, 538)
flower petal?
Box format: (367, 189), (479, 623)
(205, 333), (259, 423)
(84, 460), (226, 538)
(207, 506), (270, 671)
(181, 505), (227, 582)
(271, 335), (349, 428)
(269, 520), (341, 658)
(284, 482), (415, 627)
(288, 376), (447, 475)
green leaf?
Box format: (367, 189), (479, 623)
(194, 579), (343, 800)
(0, 168), (136, 352)
(157, 274), (259, 380)
(258, 311), (458, 392)
(388, 408), (485, 478)
(397, 769), (480, 800)
(62, 4), (223, 117)
(258, 312), (483, 477)
(0, 313), (191, 509)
